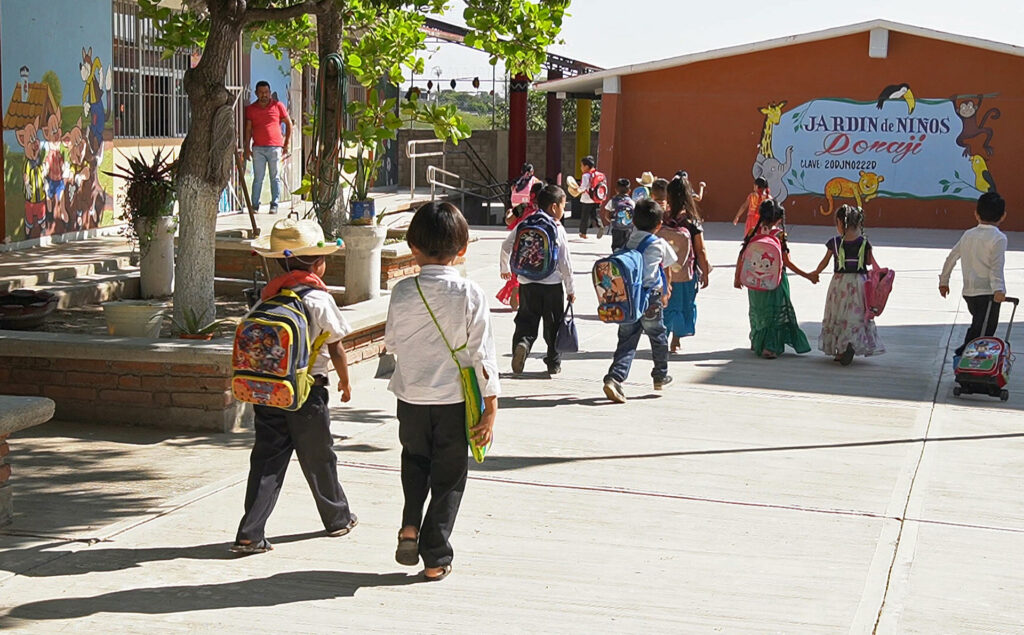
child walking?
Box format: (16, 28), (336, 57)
(734, 176), (770, 235)
(811, 205), (886, 365)
(577, 155), (604, 239)
(602, 199), (677, 403)
(662, 174), (713, 352)
(734, 199), (815, 359)
(602, 177), (636, 250)
(385, 201), (500, 582)
(496, 180), (544, 310)
(501, 184), (575, 375)
(939, 191), (1009, 361)
(233, 218), (358, 554)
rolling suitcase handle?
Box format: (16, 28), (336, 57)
(985, 297), (1020, 341)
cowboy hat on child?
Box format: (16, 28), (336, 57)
(635, 171), (656, 187)
(251, 218), (343, 258)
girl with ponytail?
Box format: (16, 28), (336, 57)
(661, 174), (713, 351)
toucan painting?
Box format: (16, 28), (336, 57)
(875, 83), (916, 114)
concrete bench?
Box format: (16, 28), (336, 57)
(0, 395), (55, 526)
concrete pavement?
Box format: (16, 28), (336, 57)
(1, 221), (1023, 632)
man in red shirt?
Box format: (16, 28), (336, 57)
(244, 81), (292, 214)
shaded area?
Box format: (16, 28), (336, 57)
(0, 570), (419, 623)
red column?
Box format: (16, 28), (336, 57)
(508, 74), (529, 181)
(544, 69), (563, 184)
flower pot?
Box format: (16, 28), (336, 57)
(349, 199), (376, 225)
(179, 333), (215, 341)
(136, 216), (176, 299)
(102, 300), (168, 338)
(339, 224), (388, 304)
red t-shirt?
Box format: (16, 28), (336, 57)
(245, 100), (289, 147)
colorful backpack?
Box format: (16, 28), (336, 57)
(510, 212), (560, 280)
(630, 185), (650, 202)
(657, 224), (693, 283)
(510, 175), (539, 206)
(739, 232), (784, 291)
(592, 234), (664, 323)
(587, 170), (609, 205)
(231, 287), (329, 411)
(864, 267), (895, 319)
(610, 195), (636, 229)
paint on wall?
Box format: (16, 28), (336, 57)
(1, 0), (113, 241)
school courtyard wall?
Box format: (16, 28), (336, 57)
(611, 30), (1024, 231)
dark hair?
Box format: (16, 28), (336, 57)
(276, 255), (324, 272)
(667, 174), (702, 223)
(530, 181), (544, 197)
(521, 162), (534, 174)
(675, 170), (688, 179)
(754, 176), (769, 189)
(537, 184), (566, 211)
(581, 155), (595, 168)
(406, 201), (469, 260)
(836, 205), (865, 234)
(633, 199), (664, 231)
(977, 191), (1006, 222)
(616, 177), (630, 188)
(650, 178), (669, 197)
(742, 199), (787, 250)
(255, 80), (271, 91)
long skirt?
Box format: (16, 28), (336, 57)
(664, 275), (699, 338)
(818, 273), (885, 357)
(748, 273), (811, 356)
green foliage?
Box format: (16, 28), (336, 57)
(171, 307), (230, 335)
(463, 0), (571, 78)
(40, 70), (62, 105)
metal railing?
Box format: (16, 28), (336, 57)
(427, 165), (465, 211)
(407, 139), (446, 198)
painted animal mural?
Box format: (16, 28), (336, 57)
(757, 101), (786, 159)
(63, 117), (105, 230)
(819, 171), (884, 216)
(80, 46), (112, 162)
(40, 109), (69, 232)
(753, 145), (793, 204)
(952, 94), (1000, 158)
(14, 116), (51, 238)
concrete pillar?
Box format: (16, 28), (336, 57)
(339, 225), (387, 304)
(508, 74), (529, 180)
(575, 98), (592, 172)
(545, 69), (563, 184)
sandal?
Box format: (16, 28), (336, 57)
(839, 343), (855, 366)
(761, 350), (778, 359)
(230, 538), (273, 555)
(423, 564), (452, 582)
(395, 532), (419, 566)
(326, 513), (359, 537)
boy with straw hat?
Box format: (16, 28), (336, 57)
(232, 218), (358, 554)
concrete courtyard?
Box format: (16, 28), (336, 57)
(1, 219), (1022, 632)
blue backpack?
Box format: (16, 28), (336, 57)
(592, 234), (665, 323)
(610, 195), (635, 229)
(510, 212), (560, 280)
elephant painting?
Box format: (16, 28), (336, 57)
(752, 145), (793, 204)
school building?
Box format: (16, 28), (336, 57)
(538, 20), (1024, 231)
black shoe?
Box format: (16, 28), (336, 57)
(840, 343), (855, 366)
(653, 375), (674, 390)
(512, 342), (529, 374)
(547, 363), (561, 375)
(268, 205), (278, 214)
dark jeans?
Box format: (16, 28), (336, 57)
(578, 202), (600, 236)
(398, 400), (468, 568)
(956, 294), (1002, 355)
(611, 227), (632, 251)
(236, 385), (354, 543)
(605, 293), (669, 382)
(513, 282), (565, 366)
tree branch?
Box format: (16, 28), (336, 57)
(241, 0), (326, 25)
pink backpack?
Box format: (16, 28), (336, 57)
(739, 234), (783, 291)
(864, 267), (894, 319)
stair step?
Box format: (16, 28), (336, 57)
(23, 271), (141, 309)
(0, 256), (137, 294)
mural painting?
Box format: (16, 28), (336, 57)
(751, 84), (1000, 214)
(1, 0), (113, 241)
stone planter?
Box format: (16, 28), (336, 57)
(102, 300), (169, 338)
(339, 224), (388, 304)
(137, 216), (176, 299)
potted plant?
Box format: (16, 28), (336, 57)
(106, 149), (177, 298)
(171, 307), (230, 340)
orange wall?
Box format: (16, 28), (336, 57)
(613, 31), (1024, 231)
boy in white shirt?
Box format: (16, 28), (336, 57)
(500, 184), (576, 375)
(386, 201), (500, 582)
(603, 199), (677, 403)
(234, 219), (357, 555)
(939, 191), (1009, 359)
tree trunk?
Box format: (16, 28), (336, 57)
(173, 11), (241, 325)
(316, 8), (347, 238)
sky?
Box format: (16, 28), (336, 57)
(413, 0), (1024, 92)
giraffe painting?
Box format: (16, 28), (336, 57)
(757, 101), (786, 159)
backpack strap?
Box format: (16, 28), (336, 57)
(415, 277), (468, 373)
(283, 286), (332, 376)
(635, 234), (667, 291)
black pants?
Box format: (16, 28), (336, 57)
(578, 202), (600, 236)
(956, 294), (1001, 355)
(398, 400), (468, 568)
(611, 227), (632, 251)
(513, 282), (565, 367)
(236, 385), (354, 543)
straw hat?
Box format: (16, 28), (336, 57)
(565, 175), (582, 198)
(250, 218), (342, 258)
(636, 171), (656, 186)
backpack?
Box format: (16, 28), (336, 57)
(231, 287), (329, 411)
(510, 212), (560, 280)
(657, 224), (693, 283)
(630, 186), (650, 202)
(739, 232), (784, 291)
(864, 267), (895, 319)
(610, 195), (635, 229)
(510, 175), (539, 207)
(587, 171), (609, 204)
(592, 234), (665, 323)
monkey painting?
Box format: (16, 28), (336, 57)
(952, 94), (1000, 158)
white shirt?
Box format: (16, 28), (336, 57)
(626, 230), (677, 290)
(579, 170), (595, 204)
(385, 266), (501, 405)
(499, 213), (575, 296)
(939, 224), (1007, 296)
(302, 289), (352, 377)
